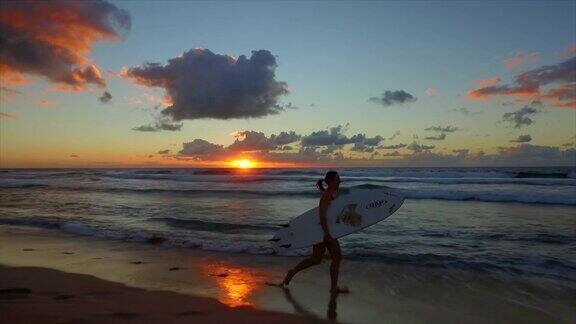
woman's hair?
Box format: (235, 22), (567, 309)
(316, 170), (338, 192)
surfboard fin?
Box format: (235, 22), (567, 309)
(279, 223), (290, 228)
(279, 244), (291, 248)
(268, 238), (280, 242)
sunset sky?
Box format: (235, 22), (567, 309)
(1, 0), (575, 168)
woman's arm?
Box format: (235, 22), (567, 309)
(319, 194), (333, 242)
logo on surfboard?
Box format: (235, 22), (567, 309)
(336, 204), (363, 227)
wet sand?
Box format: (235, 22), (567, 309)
(0, 225), (574, 323)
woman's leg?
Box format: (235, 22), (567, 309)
(283, 243), (326, 285)
(326, 239), (348, 293)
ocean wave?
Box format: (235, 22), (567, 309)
(1, 218), (574, 283)
(148, 217), (277, 232)
(3, 182), (575, 205)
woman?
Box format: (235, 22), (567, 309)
(280, 170), (349, 293)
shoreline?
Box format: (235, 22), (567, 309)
(1, 225), (574, 323)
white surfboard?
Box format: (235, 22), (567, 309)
(271, 189), (405, 250)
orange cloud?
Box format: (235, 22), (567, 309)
(467, 57), (575, 108)
(0, 1), (130, 90)
(472, 76), (501, 88)
(503, 52), (539, 69)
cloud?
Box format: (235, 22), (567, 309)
(424, 133), (447, 141)
(467, 57), (576, 108)
(157, 149), (170, 154)
(122, 49), (288, 120)
(69, 154), (79, 158)
(406, 142), (435, 152)
(379, 143), (406, 150)
(0, 0), (130, 90)
(425, 87), (436, 97)
(503, 52), (539, 69)
(179, 139), (226, 159)
(502, 104), (541, 128)
(368, 90), (417, 107)
(381, 151), (401, 157)
(472, 76), (501, 88)
(300, 125), (382, 150)
(425, 125), (459, 133)
(132, 115), (183, 132)
(98, 91), (112, 103)
(510, 134), (532, 143)
(0, 112), (16, 120)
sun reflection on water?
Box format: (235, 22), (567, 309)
(202, 262), (262, 307)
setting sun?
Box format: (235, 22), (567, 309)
(232, 159), (255, 169)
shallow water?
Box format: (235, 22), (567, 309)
(1, 167), (575, 288)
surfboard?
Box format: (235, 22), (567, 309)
(271, 189), (405, 250)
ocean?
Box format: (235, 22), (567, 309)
(1, 167), (575, 288)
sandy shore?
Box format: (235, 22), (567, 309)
(1, 225), (574, 323)
(0, 265), (316, 324)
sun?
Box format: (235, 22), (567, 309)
(232, 159), (255, 169)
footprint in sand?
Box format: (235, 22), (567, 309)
(169, 267), (181, 271)
(111, 312), (140, 319)
(62, 252), (75, 255)
(130, 261), (145, 264)
(22, 248), (36, 251)
(53, 294), (75, 300)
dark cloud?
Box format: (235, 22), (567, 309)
(300, 124), (382, 149)
(382, 151), (401, 157)
(351, 142), (375, 153)
(379, 143), (406, 150)
(406, 142), (435, 152)
(228, 130), (301, 151)
(300, 124), (350, 147)
(98, 91), (112, 103)
(424, 133), (447, 141)
(502, 104), (541, 128)
(468, 57), (576, 108)
(179, 139), (226, 158)
(0, 0), (130, 90)
(368, 90), (417, 107)
(510, 134), (532, 143)
(157, 149), (170, 154)
(132, 115), (183, 132)
(269, 131), (301, 146)
(123, 49), (288, 120)
(0, 112), (17, 120)
(425, 125), (459, 133)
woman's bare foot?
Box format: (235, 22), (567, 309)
(330, 285), (350, 294)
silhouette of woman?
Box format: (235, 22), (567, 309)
(279, 170), (349, 293)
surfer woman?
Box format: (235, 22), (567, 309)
(280, 170), (349, 293)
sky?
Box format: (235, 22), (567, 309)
(1, 0), (575, 168)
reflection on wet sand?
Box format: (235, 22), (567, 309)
(202, 262), (262, 307)
(282, 288), (340, 322)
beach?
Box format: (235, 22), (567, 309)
(1, 225), (574, 324)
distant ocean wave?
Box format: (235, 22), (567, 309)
(2, 181), (575, 205)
